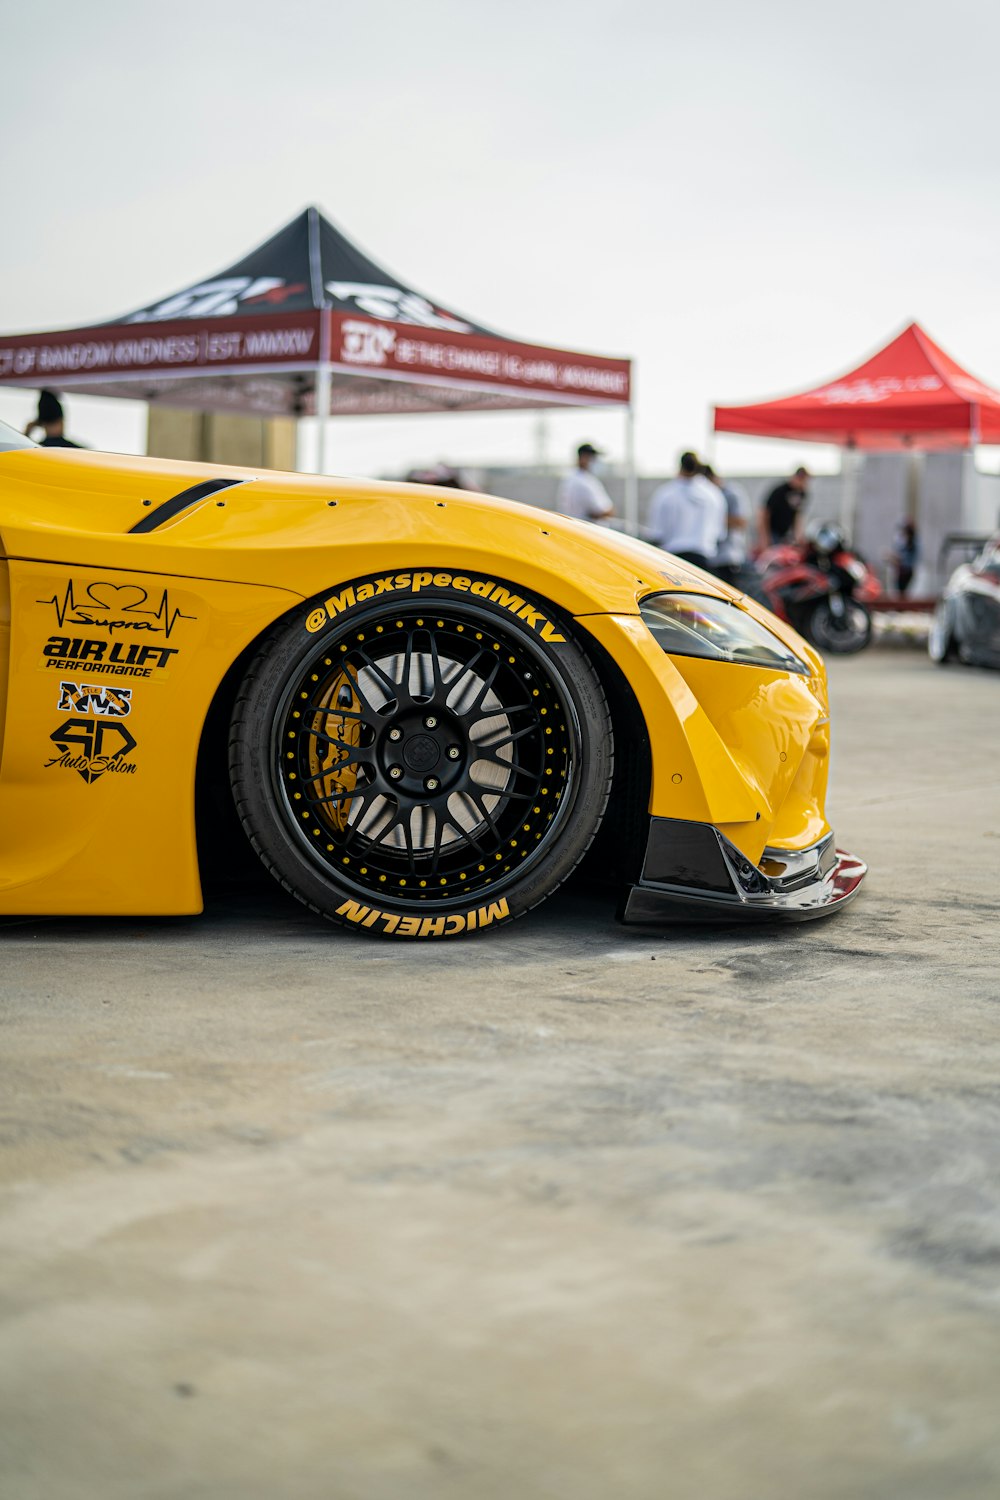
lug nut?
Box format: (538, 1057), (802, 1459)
(388, 727), (402, 742)
(424, 715), (438, 729)
(425, 776), (440, 792)
(389, 766), (403, 780)
(446, 745), (461, 761)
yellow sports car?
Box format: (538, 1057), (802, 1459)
(0, 421), (865, 937)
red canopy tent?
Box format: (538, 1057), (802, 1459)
(0, 207), (636, 521)
(713, 322), (1000, 449)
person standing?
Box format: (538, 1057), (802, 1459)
(890, 520), (919, 594)
(646, 451), (727, 571)
(702, 463), (751, 586)
(759, 465), (809, 545)
(24, 390), (83, 448)
(556, 442), (615, 525)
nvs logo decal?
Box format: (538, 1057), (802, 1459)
(57, 681), (132, 717)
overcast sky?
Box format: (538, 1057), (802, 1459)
(2, 0), (999, 479)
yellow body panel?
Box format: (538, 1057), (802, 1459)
(0, 448), (832, 916)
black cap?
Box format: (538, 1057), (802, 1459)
(577, 442), (602, 459)
(37, 389), (64, 424)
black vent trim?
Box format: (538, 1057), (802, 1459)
(129, 477), (244, 534)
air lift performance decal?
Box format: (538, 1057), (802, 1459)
(304, 572), (566, 642)
(335, 896), (511, 936)
(40, 636), (178, 678)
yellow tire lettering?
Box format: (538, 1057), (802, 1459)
(325, 587), (356, 617)
(490, 586), (525, 614)
(336, 899), (369, 923)
(477, 898), (511, 928)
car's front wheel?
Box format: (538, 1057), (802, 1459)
(229, 582), (614, 937)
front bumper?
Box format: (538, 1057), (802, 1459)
(619, 817), (866, 924)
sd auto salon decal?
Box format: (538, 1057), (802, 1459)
(304, 572), (566, 642)
(45, 717), (137, 784)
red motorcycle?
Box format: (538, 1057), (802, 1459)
(753, 525), (881, 654)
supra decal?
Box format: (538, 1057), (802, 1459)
(42, 637), (178, 677)
(57, 681), (132, 717)
(335, 897), (511, 936)
(306, 573), (566, 642)
(45, 718), (138, 784)
(38, 580), (195, 637)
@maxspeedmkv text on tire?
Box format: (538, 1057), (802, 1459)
(229, 584), (614, 937)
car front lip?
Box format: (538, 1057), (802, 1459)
(619, 817), (867, 924)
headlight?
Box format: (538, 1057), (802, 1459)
(640, 592), (809, 674)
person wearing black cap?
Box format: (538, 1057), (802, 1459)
(24, 390), (83, 448)
(556, 442), (615, 525)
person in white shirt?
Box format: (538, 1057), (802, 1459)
(556, 442), (615, 525)
(646, 452), (727, 571)
(702, 463), (751, 585)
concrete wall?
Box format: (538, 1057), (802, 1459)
(478, 454), (994, 593)
(146, 408), (297, 471)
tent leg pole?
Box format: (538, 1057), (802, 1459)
(624, 401), (638, 536)
(843, 445), (860, 543)
(315, 363), (332, 474)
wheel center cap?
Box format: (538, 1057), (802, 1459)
(402, 733), (440, 773)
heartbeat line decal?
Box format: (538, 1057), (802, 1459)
(37, 579), (196, 638)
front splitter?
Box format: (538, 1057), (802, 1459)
(618, 817), (867, 925)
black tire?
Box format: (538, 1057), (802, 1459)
(229, 574), (614, 937)
(928, 601), (958, 664)
(808, 596), (872, 654)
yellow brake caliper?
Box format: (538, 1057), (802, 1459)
(307, 669), (363, 836)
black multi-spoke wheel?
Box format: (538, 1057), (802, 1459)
(229, 583), (613, 936)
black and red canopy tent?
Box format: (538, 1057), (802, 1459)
(0, 206), (634, 513)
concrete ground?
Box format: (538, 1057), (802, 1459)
(2, 649), (999, 1500)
